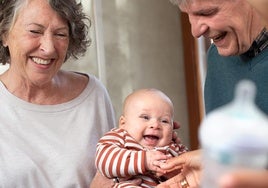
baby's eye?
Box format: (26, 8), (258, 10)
(140, 115), (150, 120)
(160, 118), (171, 125)
(161, 119), (170, 124)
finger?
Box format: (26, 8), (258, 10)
(159, 162), (183, 172)
(153, 160), (165, 168)
(160, 174), (186, 188)
(172, 131), (182, 145)
(171, 149), (202, 169)
(150, 152), (168, 162)
(173, 121), (181, 129)
(181, 167), (201, 187)
(156, 183), (168, 188)
(172, 131), (182, 144)
(160, 156), (186, 169)
(155, 167), (166, 175)
(152, 161), (167, 174)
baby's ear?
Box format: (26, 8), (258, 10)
(119, 115), (126, 128)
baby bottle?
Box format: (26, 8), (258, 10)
(199, 79), (268, 188)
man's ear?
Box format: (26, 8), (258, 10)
(119, 115), (126, 128)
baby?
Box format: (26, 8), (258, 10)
(95, 88), (188, 187)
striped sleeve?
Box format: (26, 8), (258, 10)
(168, 142), (188, 156)
(95, 128), (146, 178)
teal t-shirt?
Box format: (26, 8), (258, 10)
(205, 44), (268, 114)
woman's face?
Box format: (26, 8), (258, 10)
(4, 0), (69, 85)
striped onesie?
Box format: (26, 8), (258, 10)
(95, 128), (188, 188)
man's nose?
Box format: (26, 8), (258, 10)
(189, 15), (208, 38)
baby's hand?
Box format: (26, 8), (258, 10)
(151, 159), (182, 181)
(145, 150), (167, 175)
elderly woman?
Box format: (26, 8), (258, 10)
(0, 0), (115, 187)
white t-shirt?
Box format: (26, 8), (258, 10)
(0, 74), (115, 188)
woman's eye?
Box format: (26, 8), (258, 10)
(55, 33), (68, 38)
(30, 30), (42, 34)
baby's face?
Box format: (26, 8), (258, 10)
(120, 91), (174, 149)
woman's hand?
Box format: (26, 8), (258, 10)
(156, 150), (202, 188)
(219, 169), (268, 188)
(159, 150), (201, 172)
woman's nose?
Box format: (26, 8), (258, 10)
(40, 34), (56, 54)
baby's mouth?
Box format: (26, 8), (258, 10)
(144, 135), (159, 146)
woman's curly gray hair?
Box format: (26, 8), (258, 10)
(0, 0), (91, 65)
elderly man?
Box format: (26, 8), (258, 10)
(157, 0), (268, 188)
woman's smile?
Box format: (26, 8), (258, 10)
(31, 57), (52, 65)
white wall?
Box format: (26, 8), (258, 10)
(63, 0), (190, 148)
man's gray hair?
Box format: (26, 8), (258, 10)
(169, 0), (190, 6)
(169, 0), (179, 6)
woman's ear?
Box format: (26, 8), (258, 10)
(119, 115), (126, 128)
(2, 33), (8, 47)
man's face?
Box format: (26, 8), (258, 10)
(179, 0), (262, 56)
